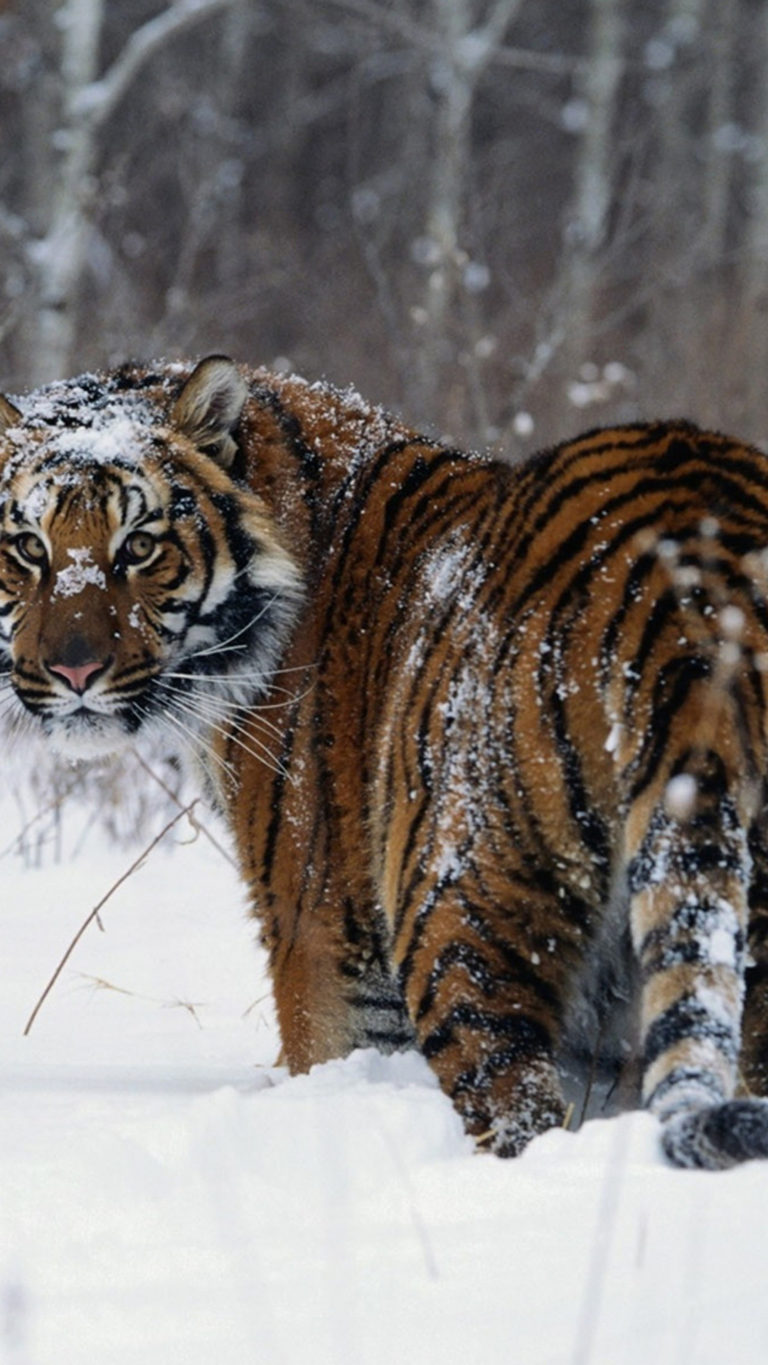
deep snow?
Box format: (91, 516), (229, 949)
(2, 757), (768, 1365)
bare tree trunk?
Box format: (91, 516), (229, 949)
(635, 0), (705, 417)
(645, 0), (738, 426)
(25, 0), (240, 384)
(414, 0), (522, 430)
(692, 0), (739, 425)
(699, 0), (737, 269)
(152, 1), (265, 352)
(26, 0), (103, 384)
(555, 0), (624, 385)
(742, 1), (768, 438)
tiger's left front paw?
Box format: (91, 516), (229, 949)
(662, 1098), (768, 1169)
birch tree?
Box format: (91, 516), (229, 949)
(23, 0), (241, 384)
(24, 0), (103, 385)
(636, 0), (740, 426)
(412, 0), (523, 431)
(555, 0), (623, 386)
(741, 1), (768, 433)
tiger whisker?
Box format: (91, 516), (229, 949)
(162, 667), (315, 704)
(187, 591), (285, 662)
(155, 679), (287, 743)
(0, 687), (21, 719)
(220, 726), (293, 783)
(195, 709), (292, 784)
(170, 684), (288, 742)
(167, 678), (316, 712)
(141, 700), (240, 789)
(1, 701), (33, 742)
(158, 691), (292, 784)
(155, 676), (247, 709)
(156, 691), (255, 746)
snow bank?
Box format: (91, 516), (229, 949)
(2, 768), (768, 1365)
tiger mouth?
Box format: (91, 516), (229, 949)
(11, 682), (149, 756)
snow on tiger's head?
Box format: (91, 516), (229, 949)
(0, 356), (303, 760)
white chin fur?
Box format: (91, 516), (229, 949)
(44, 716), (135, 761)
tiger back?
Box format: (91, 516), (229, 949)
(2, 357), (768, 1169)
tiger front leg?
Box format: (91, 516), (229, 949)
(391, 871), (574, 1157)
(264, 894), (414, 1073)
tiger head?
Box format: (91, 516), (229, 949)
(0, 356), (302, 761)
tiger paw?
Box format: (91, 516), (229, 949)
(662, 1099), (768, 1169)
(471, 1086), (567, 1157)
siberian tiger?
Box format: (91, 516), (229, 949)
(2, 355), (768, 1169)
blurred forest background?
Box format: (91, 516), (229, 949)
(2, 0), (768, 458)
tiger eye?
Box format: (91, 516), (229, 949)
(123, 530), (157, 564)
(14, 531), (47, 566)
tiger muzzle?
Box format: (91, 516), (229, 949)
(44, 634), (112, 695)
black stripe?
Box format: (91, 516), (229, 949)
(450, 1032), (554, 1102)
(625, 655), (714, 804)
(644, 998), (739, 1070)
(421, 1003), (551, 1060)
(416, 937), (561, 1024)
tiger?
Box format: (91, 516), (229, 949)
(2, 354), (768, 1169)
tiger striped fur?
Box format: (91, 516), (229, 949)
(2, 356), (768, 1168)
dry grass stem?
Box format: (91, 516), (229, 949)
(0, 772), (82, 862)
(78, 973), (206, 1027)
(131, 749), (238, 867)
(23, 800), (199, 1037)
(241, 992), (272, 1019)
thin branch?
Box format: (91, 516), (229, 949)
(79, 973), (207, 1026)
(312, 0), (439, 52)
(0, 771), (82, 862)
(319, 0), (588, 75)
(130, 748), (238, 867)
(23, 800), (199, 1037)
(490, 43), (591, 75)
(475, 0), (524, 55)
(74, 0), (242, 130)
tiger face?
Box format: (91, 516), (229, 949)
(0, 358), (302, 762)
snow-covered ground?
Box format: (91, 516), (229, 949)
(2, 757), (768, 1365)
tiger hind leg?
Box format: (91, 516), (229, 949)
(393, 877), (570, 1156)
(627, 753), (768, 1168)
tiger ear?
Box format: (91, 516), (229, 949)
(0, 395), (22, 436)
(171, 355), (248, 469)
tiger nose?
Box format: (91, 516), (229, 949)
(47, 658), (106, 694)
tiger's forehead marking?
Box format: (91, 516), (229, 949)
(3, 456), (162, 536)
